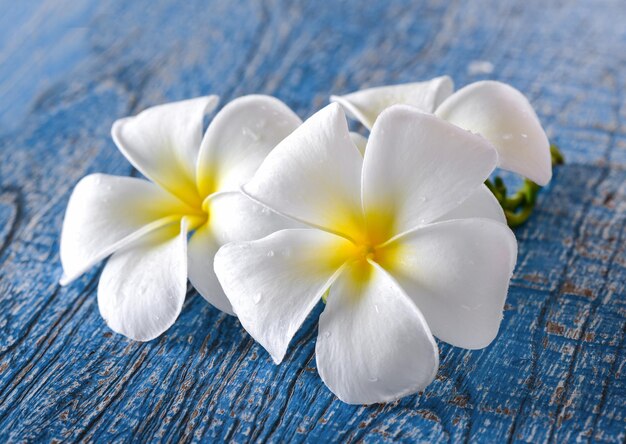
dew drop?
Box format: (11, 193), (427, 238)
(324, 331), (331, 338)
(368, 376), (379, 382)
(255, 118), (267, 129)
(253, 292), (263, 304)
(242, 126), (260, 141)
(502, 133), (513, 140)
(155, 315), (161, 320)
(266, 250), (275, 257)
(521, 133), (528, 138)
(374, 304), (380, 314)
(261, 207), (271, 215)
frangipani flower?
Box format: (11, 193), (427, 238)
(331, 76), (551, 185)
(60, 95), (301, 341)
(214, 103), (518, 404)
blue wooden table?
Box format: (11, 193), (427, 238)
(1, 1), (625, 442)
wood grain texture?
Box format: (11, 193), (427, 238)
(0, 0), (625, 442)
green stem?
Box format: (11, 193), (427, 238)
(486, 143), (564, 228)
(551, 144), (564, 165)
(505, 203), (535, 227)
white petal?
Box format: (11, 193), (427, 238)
(362, 106), (498, 237)
(435, 81), (551, 185)
(208, 191), (302, 245)
(214, 229), (353, 363)
(111, 96), (219, 205)
(330, 76), (453, 129)
(187, 225), (233, 315)
(243, 103), (364, 237)
(60, 174), (193, 285)
(316, 262), (439, 405)
(379, 218), (517, 349)
(349, 132), (368, 156)
(188, 192), (300, 315)
(196, 95), (302, 196)
(98, 218), (189, 341)
(435, 184), (505, 224)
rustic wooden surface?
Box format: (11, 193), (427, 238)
(0, 0), (625, 442)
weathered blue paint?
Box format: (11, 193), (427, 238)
(0, 0), (624, 442)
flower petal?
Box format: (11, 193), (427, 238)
(60, 174), (193, 285)
(97, 218), (189, 341)
(435, 81), (551, 185)
(187, 224), (232, 315)
(316, 262), (439, 405)
(111, 96), (219, 205)
(362, 106), (498, 237)
(435, 185), (505, 224)
(214, 228), (353, 363)
(379, 218), (517, 349)
(243, 103), (363, 237)
(349, 132), (368, 156)
(188, 192), (300, 315)
(196, 95), (302, 196)
(208, 191), (302, 245)
(330, 76), (453, 129)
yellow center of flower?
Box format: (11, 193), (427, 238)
(327, 206), (401, 287)
(156, 176), (214, 235)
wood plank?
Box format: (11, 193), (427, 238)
(0, 0), (624, 441)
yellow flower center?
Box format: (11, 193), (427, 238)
(157, 177), (213, 236)
(327, 206), (401, 289)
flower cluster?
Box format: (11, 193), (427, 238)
(60, 77), (554, 404)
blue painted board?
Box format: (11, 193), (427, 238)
(0, 0), (625, 442)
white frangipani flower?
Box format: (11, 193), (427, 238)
(331, 77), (552, 185)
(60, 95), (301, 341)
(214, 103), (518, 404)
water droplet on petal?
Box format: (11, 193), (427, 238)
(267, 250), (275, 257)
(324, 331), (331, 338)
(374, 304), (380, 314)
(521, 133), (528, 138)
(253, 293), (263, 304)
(242, 126), (260, 142)
(502, 133), (513, 140)
(255, 118), (267, 129)
(369, 376), (378, 382)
